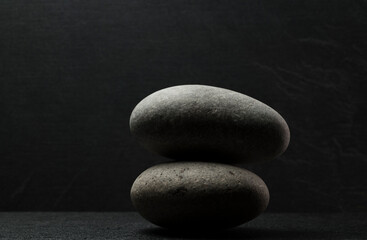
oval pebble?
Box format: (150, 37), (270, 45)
(130, 162), (269, 229)
(130, 84), (290, 163)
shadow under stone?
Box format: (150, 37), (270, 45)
(140, 227), (336, 239)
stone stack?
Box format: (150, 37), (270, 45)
(129, 84), (290, 230)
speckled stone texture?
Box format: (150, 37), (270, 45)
(131, 162), (269, 229)
(130, 85), (289, 163)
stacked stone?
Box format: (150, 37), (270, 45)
(130, 85), (290, 230)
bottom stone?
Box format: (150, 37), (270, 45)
(130, 162), (269, 229)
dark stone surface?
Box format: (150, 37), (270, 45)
(0, 0), (366, 212)
(130, 85), (289, 163)
(131, 162), (269, 229)
(0, 212), (366, 239)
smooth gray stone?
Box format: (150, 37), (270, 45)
(130, 84), (290, 163)
(130, 162), (269, 229)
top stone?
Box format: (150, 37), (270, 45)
(130, 85), (290, 163)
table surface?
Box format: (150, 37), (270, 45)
(0, 212), (366, 239)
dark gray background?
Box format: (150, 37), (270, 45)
(0, 0), (366, 212)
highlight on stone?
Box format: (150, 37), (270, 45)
(129, 84), (290, 229)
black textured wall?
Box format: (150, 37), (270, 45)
(0, 0), (366, 212)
